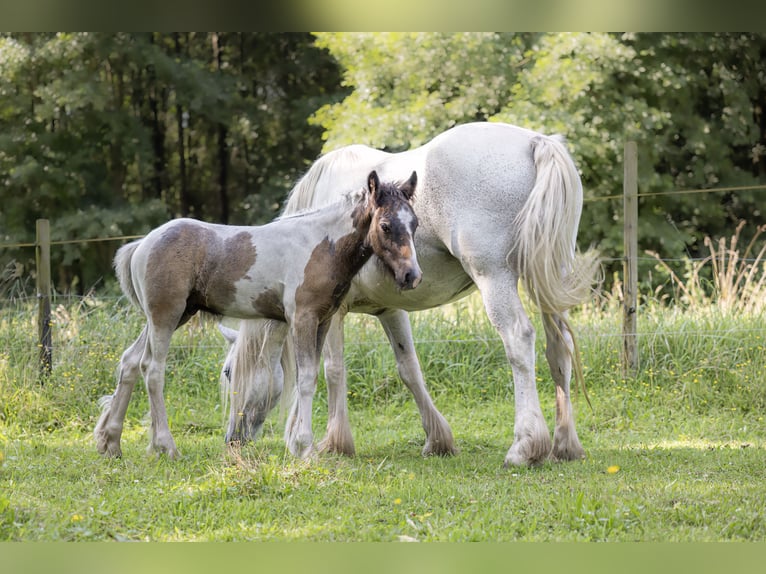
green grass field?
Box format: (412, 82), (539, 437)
(1, 288), (765, 541)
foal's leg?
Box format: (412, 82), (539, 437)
(318, 311), (356, 456)
(543, 312), (585, 461)
(377, 309), (456, 456)
(142, 323), (180, 458)
(472, 271), (551, 467)
(284, 315), (327, 459)
(94, 326), (148, 457)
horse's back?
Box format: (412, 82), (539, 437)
(405, 123), (539, 260)
(422, 122), (539, 207)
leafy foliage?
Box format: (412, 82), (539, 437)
(312, 32), (766, 284)
(0, 33), (343, 291)
(1, 33), (765, 296)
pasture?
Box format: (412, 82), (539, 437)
(1, 289), (765, 542)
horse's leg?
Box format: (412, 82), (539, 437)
(377, 309), (456, 456)
(94, 326), (148, 457)
(543, 312), (585, 461)
(142, 323), (180, 458)
(472, 271), (551, 467)
(318, 311), (356, 456)
(284, 315), (325, 459)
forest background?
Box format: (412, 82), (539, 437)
(1, 32), (765, 294)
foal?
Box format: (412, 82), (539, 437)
(94, 170), (420, 459)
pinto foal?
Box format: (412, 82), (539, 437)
(95, 170), (420, 459)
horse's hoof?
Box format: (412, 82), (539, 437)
(550, 444), (586, 462)
(551, 428), (586, 461)
(504, 440), (550, 468)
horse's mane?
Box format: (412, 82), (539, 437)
(282, 144), (387, 217)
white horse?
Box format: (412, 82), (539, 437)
(221, 121), (599, 467)
(94, 171), (421, 459)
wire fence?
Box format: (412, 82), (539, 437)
(2, 172), (766, 377)
(1, 182), (765, 252)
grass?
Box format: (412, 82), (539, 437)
(2, 262), (766, 540)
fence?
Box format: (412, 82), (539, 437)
(1, 227), (144, 382)
(2, 141), (766, 381)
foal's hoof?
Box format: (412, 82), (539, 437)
(95, 434), (122, 458)
(98, 443), (123, 458)
(148, 444), (181, 460)
(318, 437), (355, 457)
(422, 436), (458, 457)
(288, 438), (316, 460)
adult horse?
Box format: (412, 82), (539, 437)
(95, 171), (421, 459)
(222, 121), (599, 467)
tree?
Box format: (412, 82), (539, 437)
(0, 33), (343, 292)
(309, 32), (766, 288)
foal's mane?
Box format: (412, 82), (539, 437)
(275, 187), (367, 222)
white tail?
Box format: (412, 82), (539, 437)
(511, 134), (599, 315)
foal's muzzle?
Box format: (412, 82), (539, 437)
(397, 263), (423, 291)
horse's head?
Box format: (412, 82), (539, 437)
(218, 323), (283, 444)
(365, 170), (422, 291)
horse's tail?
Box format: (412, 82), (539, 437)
(114, 240), (142, 310)
(511, 134), (599, 315)
(511, 134), (600, 406)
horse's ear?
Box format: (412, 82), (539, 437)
(367, 170), (381, 204)
(400, 171), (417, 201)
(218, 323), (238, 346)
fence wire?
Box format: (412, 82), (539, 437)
(2, 180), (765, 374)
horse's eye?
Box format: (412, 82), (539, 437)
(380, 222), (391, 234)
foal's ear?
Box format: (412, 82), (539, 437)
(367, 169), (380, 205)
(400, 171), (417, 201)
(367, 170), (380, 200)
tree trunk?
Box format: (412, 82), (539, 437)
(175, 33), (190, 216)
(212, 32), (230, 223)
(148, 33), (167, 202)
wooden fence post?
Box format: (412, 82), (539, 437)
(622, 142), (639, 376)
(36, 218), (52, 380)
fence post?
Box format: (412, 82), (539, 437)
(36, 218), (52, 380)
(622, 142), (639, 376)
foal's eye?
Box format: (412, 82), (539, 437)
(380, 222), (391, 234)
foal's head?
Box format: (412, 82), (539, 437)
(363, 170), (422, 291)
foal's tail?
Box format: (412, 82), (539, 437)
(511, 134), (599, 315)
(114, 240), (142, 310)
